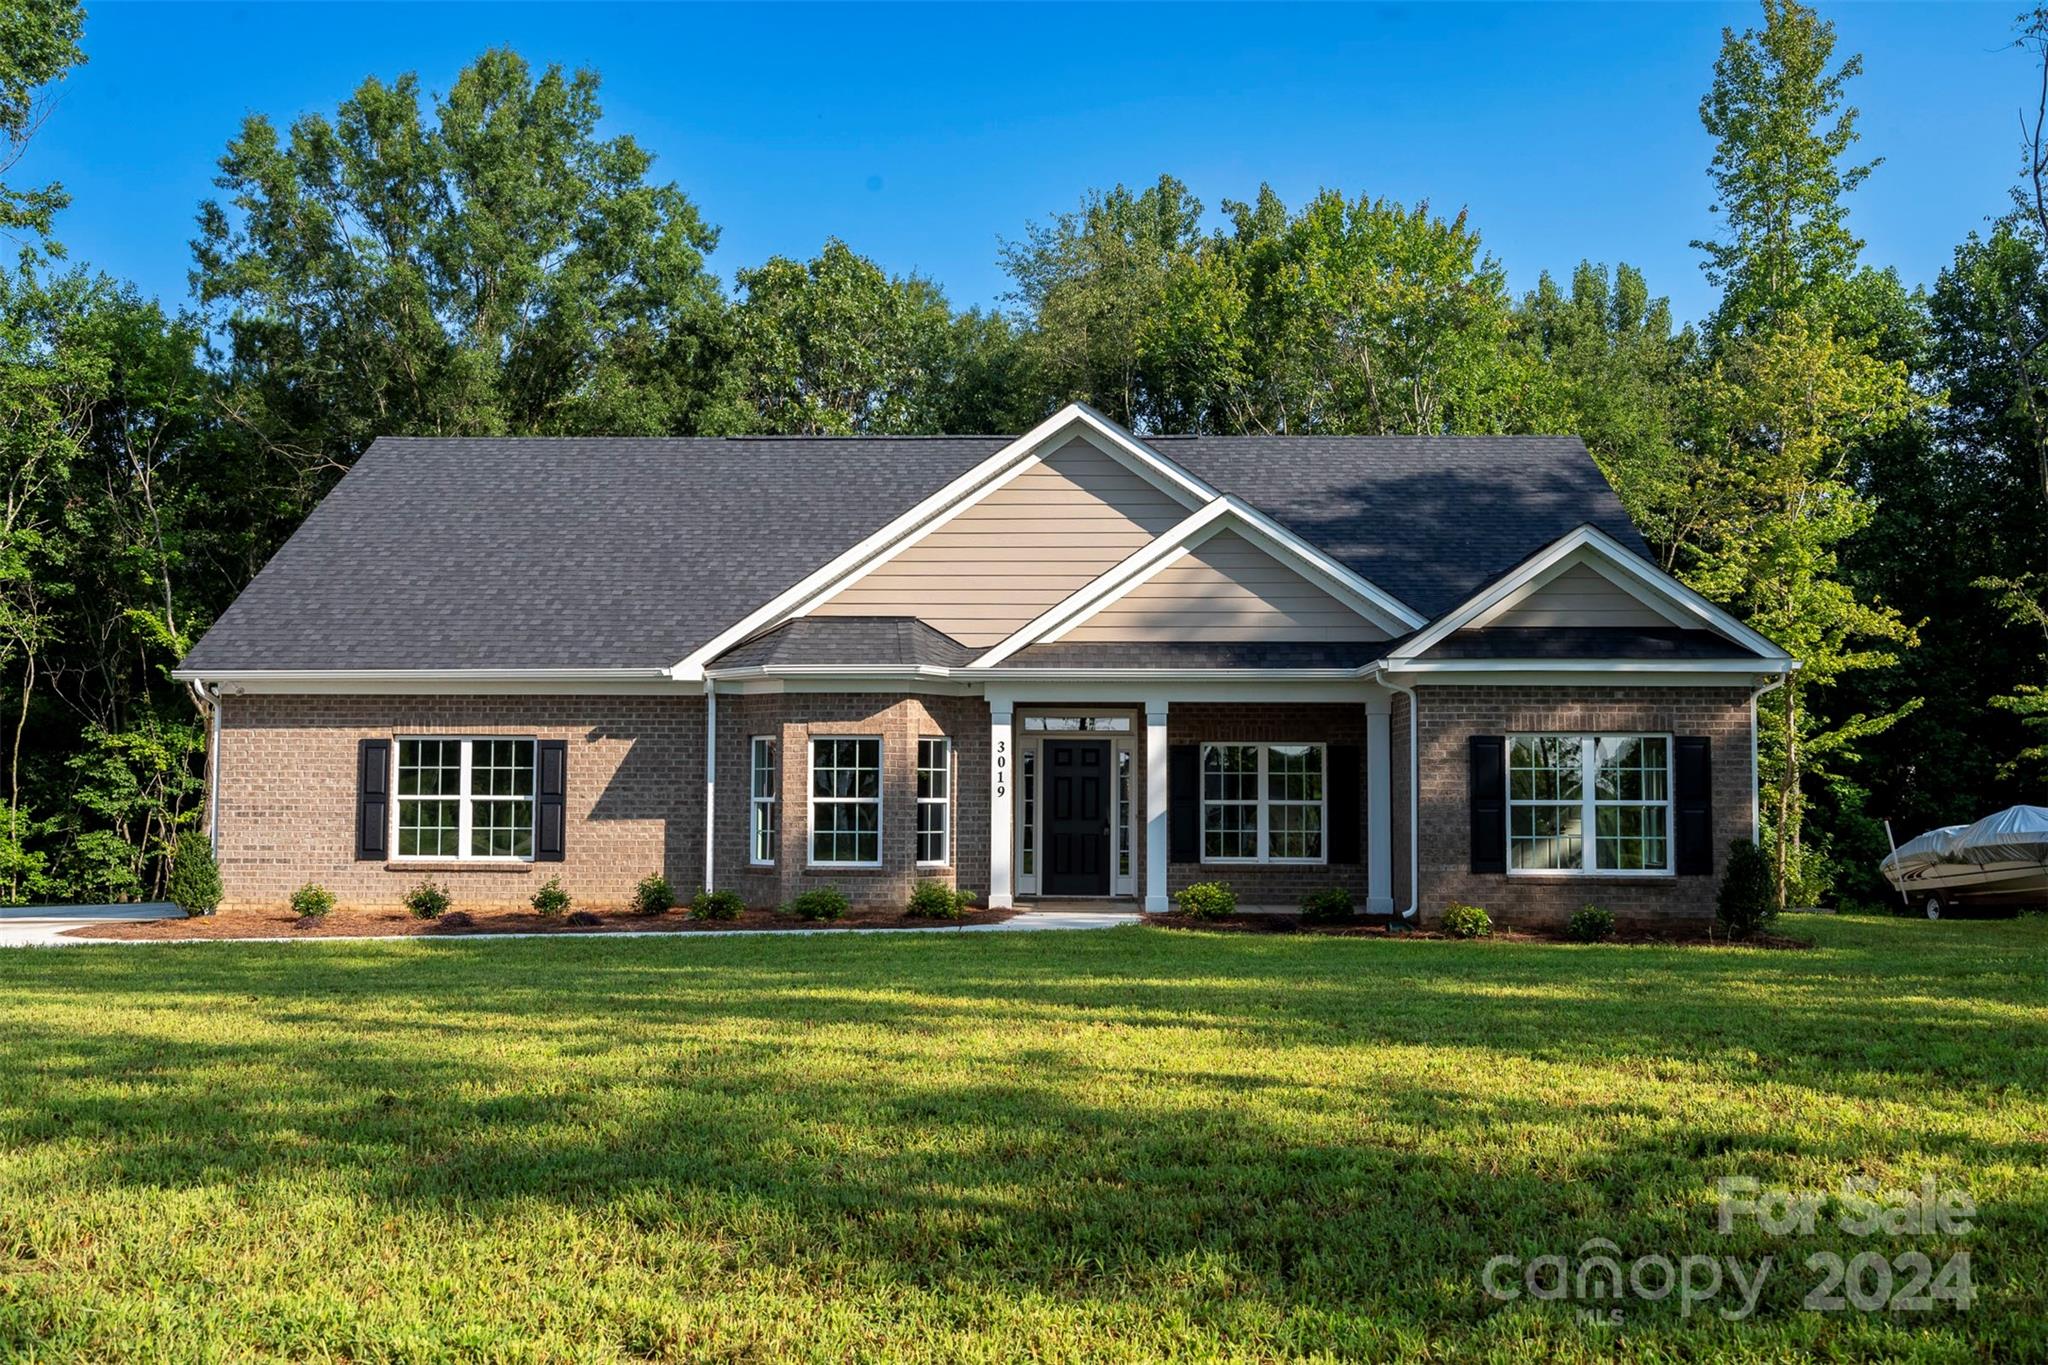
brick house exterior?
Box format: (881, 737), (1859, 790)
(179, 406), (1794, 926)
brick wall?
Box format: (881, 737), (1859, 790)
(716, 692), (991, 910)
(1414, 684), (1754, 927)
(217, 693), (704, 912)
(1166, 702), (1370, 908)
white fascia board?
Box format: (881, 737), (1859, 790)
(670, 404), (1220, 680)
(173, 667), (674, 684)
(1395, 525), (1793, 664)
(965, 495), (1424, 670)
(1376, 658), (1796, 676)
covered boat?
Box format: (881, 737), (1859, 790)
(1882, 805), (2048, 917)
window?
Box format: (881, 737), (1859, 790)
(395, 738), (535, 860)
(1019, 751), (1036, 877)
(917, 738), (950, 865)
(749, 736), (778, 865)
(1116, 750), (1133, 879)
(1023, 715), (1131, 732)
(809, 737), (881, 866)
(1201, 743), (1325, 864)
(1508, 735), (1671, 874)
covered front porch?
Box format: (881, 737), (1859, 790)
(984, 682), (1403, 915)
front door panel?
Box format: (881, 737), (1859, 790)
(1043, 740), (1112, 896)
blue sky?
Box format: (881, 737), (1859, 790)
(15, 1), (2033, 327)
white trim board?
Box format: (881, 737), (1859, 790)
(1384, 525), (1792, 666)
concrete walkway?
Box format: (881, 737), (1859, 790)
(2, 906), (1139, 947)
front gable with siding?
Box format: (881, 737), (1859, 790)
(177, 405), (1794, 927)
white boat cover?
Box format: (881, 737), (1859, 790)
(1882, 824), (1970, 874)
(1951, 805), (2048, 866)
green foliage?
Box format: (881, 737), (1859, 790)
(0, 0), (86, 254)
(403, 878), (451, 920)
(906, 879), (974, 919)
(530, 876), (570, 916)
(165, 830), (221, 916)
(633, 873), (675, 915)
(1174, 882), (1236, 919)
(164, 830), (221, 916)
(1566, 905), (1616, 943)
(784, 887), (847, 922)
(1442, 903), (1493, 939)
(1718, 840), (1778, 937)
(289, 883), (334, 918)
(690, 887), (744, 921)
(1298, 886), (1356, 925)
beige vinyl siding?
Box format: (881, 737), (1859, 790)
(811, 437), (1190, 646)
(1064, 531), (1387, 643)
(1475, 561), (1674, 629)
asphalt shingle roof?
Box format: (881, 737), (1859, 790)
(182, 432), (1652, 673)
(712, 617), (976, 670)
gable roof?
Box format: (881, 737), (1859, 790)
(179, 425), (1660, 677)
(712, 617), (976, 671)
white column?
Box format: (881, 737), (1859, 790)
(703, 679), (718, 894)
(1145, 703), (1170, 912)
(989, 700), (1015, 909)
(1365, 691), (1394, 915)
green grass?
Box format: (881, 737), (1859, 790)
(3, 915), (2045, 1362)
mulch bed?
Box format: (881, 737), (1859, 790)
(69, 904), (1018, 941)
(1140, 911), (1813, 948)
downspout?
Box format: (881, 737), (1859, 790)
(1379, 674), (1421, 922)
(204, 682), (222, 857)
(1748, 672), (1788, 847)
(704, 678), (717, 894)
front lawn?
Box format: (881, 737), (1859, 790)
(2, 916), (2043, 1361)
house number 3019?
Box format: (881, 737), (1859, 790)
(994, 739), (1006, 799)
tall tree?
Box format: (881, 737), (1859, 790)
(194, 48), (727, 483)
(0, 0), (84, 258)
(1694, 0), (1876, 338)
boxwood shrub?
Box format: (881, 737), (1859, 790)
(1567, 904), (1616, 943)
(403, 878), (451, 920)
(785, 887), (848, 922)
(907, 879), (974, 919)
(288, 883), (335, 919)
(530, 876), (571, 916)
(1175, 881), (1236, 919)
(1298, 886), (1355, 925)
(1442, 902), (1493, 939)
(633, 873), (675, 915)
(691, 888), (745, 921)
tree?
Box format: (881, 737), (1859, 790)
(1694, 0), (1876, 338)
(1976, 573), (2048, 781)
(0, 0), (85, 257)
(193, 48), (727, 481)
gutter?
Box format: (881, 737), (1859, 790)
(171, 667), (676, 685)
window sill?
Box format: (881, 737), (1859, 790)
(1504, 871), (1676, 881)
(806, 864), (886, 874)
(384, 861), (535, 874)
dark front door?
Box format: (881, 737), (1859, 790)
(1044, 739), (1113, 896)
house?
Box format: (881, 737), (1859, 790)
(173, 404), (1794, 925)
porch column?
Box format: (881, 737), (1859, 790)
(989, 700), (1015, 909)
(1145, 702), (1170, 912)
(704, 679), (717, 894)
(1365, 690), (1394, 915)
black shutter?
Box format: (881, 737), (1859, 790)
(535, 739), (567, 862)
(1327, 744), (1361, 864)
(1674, 736), (1712, 876)
(1168, 744), (1200, 864)
(356, 739), (390, 861)
(1469, 735), (1506, 874)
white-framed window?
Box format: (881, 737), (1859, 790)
(809, 737), (881, 866)
(394, 737), (536, 860)
(1200, 742), (1326, 864)
(1508, 734), (1672, 875)
(1116, 750), (1133, 879)
(1019, 750), (1036, 878)
(749, 736), (778, 866)
(916, 737), (950, 866)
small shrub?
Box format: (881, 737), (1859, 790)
(906, 879), (973, 919)
(1299, 886), (1356, 925)
(530, 876), (571, 916)
(1442, 903), (1493, 939)
(289, 883), (335, 919)
(1175, 881), (1237, 919)
(785, 887), (848, 921)
(633, 873), (675, 915)
(1567, 904), (1615, 943)
(691, 887), (745, 921)
(566, 910), (603, 927)
(166, 830), (222, 916)
(403, 878), (451, 920)
(1717, 840), (1776, 938)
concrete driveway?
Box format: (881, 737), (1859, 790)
(0, 903), (183, 947)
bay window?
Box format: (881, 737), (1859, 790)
(395, 737), (535, 860)
(1508, 734), (1671, 874)
(1201, 742), (1325, 864)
